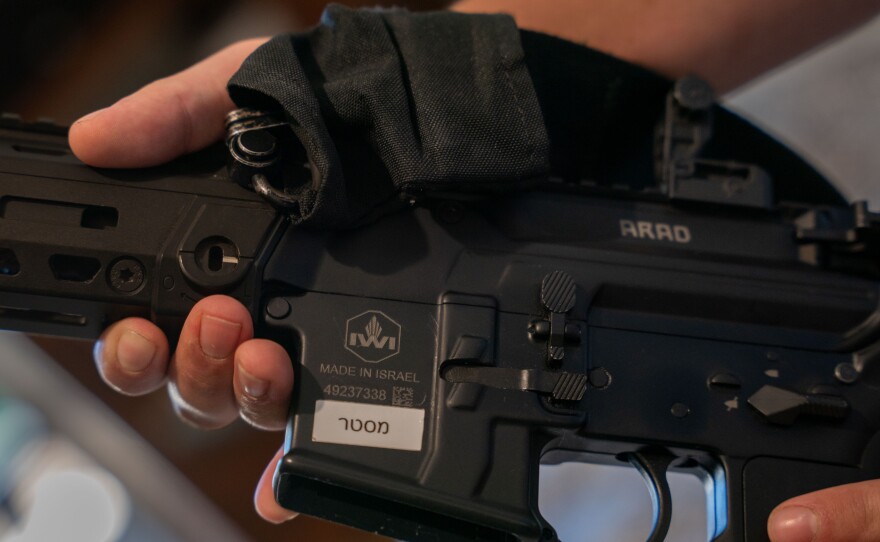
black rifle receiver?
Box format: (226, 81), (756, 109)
(2, 107), (880, 542)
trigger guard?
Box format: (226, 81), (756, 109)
(624, 447), (677, 542)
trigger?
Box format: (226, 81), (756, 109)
(624, 447), (676, 542)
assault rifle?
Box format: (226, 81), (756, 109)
(2, 87), (880, 541)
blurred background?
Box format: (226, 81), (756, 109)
(0, 1), (878, 541)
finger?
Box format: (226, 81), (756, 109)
(255, 448), (298, 524)
(234, 339), (294, 431)
(768, 479), (880, 542)
(168, 295), (254, 429)
(69, 37), (267, 168)
(94, 317), (170, 395)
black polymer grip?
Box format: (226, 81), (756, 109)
(3, 118), (880, 542)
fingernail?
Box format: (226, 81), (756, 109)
(769, 506), (818, 542)
(73, 107), (109, 125)
(239, 366), (269, 398)
(116, 331), (157, 373)
(200, 315), (241, 359)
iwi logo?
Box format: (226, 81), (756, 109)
(344, 310), (402, 363)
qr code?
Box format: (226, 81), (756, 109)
(392, 386), (414, 407)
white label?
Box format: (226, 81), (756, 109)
(312, 400), (424, 452)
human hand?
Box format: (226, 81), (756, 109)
(69, 38), (297, 524)
(71, 29), (880, 540)
(769, 480), (880, 541)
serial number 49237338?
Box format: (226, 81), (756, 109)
(323, 384), (387, 401)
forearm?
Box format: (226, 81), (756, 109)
(451, 0), (880, 92)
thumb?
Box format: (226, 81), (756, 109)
(768, 479), (880, 542)
(69, 38), (266, 168)
(254, 447), (298, 524)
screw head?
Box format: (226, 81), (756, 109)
(109, 258), (145, 293)
(834, 362), (859, 384)
(673, 75), (715, 110)
(670, 402), (691, 418)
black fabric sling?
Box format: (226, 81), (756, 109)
(228, 4), (844, 229)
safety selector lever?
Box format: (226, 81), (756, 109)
(442, 271), (589, 402)
(529, 271), (582, 362)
